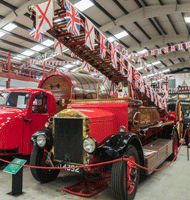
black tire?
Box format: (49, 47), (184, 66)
(30, 145), (60, 183)
(111, 145), (140, 200)
(168, 129), (178, 161)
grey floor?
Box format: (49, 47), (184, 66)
(0, 145), (190, 200)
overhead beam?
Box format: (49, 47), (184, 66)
(128, 35), (190, 51)
(100, 3), (190, 32)
(167, 62), (190, 70)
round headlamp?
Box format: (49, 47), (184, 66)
(119, 126), (126, 133)
(37, 135), (46, 148)
(83, 138), (97, 154)
(44, 122), (49, 128)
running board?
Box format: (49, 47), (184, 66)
(143, 139), (173, 175)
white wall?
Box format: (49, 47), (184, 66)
(168, 73), (190, 88)
(0, 77), (38, 89)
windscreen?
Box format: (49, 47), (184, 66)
(6, 92), (30, 109)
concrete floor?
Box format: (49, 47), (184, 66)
(0, 145), (190, 200)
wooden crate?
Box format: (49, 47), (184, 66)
(143, 139), (173, 175)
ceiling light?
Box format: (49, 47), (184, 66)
(184, 17), (190, 23)
(63, 64), (74, 69)
(74, 0), (94, 11)
(108, 37), (115, 42)
(54, 18), (63, 23)
(0, 30), (6, 38)
(152, 61), (161, 65)
(147, 74), (154, 77)
(114, 31), (128, 39)
(137, 49), (147, 54)
(136, 67), (143, 70)
(62, 48), (69, 53)
(161, 69), (170, 73)
(42, 39), (54, 46)
(3, 23), (17, 31)
(13, 55), (26, 61)
(31, 45), (45, 52)
(21, 50), (35, 56)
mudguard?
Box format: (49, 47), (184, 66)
(98, 132), (144, 167)
(31, 128), (53, 151)
(158, 125), (179, 147)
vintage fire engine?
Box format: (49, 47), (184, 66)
(29, 1), (182, 199)
(30, 95), (178, 200)
(0, 72), (107, 157)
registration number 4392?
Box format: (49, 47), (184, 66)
(62, 164), (80, 173)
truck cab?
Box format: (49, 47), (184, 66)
(0, 88), (55, 156)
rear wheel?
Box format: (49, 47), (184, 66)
(30, 145), (60, 183)
(169, 130), (178, 161)
(111, 145), (140, 200)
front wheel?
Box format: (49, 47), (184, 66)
(111, 145), (140, 200)
(30, 145), (60, 183)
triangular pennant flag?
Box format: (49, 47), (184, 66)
(54, 39), (64, 55)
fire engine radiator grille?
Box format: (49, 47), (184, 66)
(54, 118), (83, 164)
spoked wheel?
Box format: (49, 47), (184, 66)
(111, 145), (140, 200)
(30, 145), (60, 183)
(169, 129), (178, 161)
(175, 100), (183, 142)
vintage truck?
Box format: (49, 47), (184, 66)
(30, 97), (179, 200)
(0, 71), (108, 157)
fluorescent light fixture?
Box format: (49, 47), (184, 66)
(13, 55), (26, 61)
(137, 49), (147, 54)
(54, 18), (63, 23)
(0, 30), (6, 38)
(63, 64), (74, 69)
(136, 67), (143, 70)
(114, 31), (128, 39)
(42, 39), (54, 46)
(147, 74), (154, 77)
(152, 61), (161, 65)
(184, 17), (190, 23)
(63, 48), (69, 53)
(3, 23), (17, 31)
(74, 0), (94, 11)
(108, 37), (115, 42)
(31, 45), (45, 52)
(161, 69), (170, 73)
(21, 50), (35, 56)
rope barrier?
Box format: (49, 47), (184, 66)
(0, 128), (189, 171)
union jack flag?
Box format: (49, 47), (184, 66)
(146, 86), (150, 98)
(164, 47), (168, 53)
(30, 27), (44, 42)
(99, 33), (107, 59)
(140, 77), (145, 93)
(127, 62), (132, 82)
(66, 0), (81, 36)
(122, 47), (128, 58)
(111, 42), (119, 69)
(186, 42), (190, 49)
(157, 49), (162, 54)
(178, 44), (183, 50)
(134, 72), (140, 88)
(85, 18), (95, 50)
(81, 61), (90, 72)
(171, 45), (175, 52)
(144, 63), (148, 71)
(145, 52), (149, 57)
(120, 54), (126, 75)
(71, 51), (78, 58)
(151, 50), (155, 55)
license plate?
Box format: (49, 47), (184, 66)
(58, 163), (82, 173)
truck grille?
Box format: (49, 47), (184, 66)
(54, 118), (83, 164)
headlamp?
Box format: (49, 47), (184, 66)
(83, 137), (97, 154)
(119, 126), (126, 133)
(37, 135), (46, 148)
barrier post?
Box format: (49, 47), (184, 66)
(3, 158), (27, 196)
